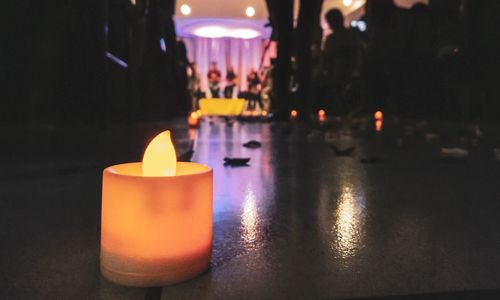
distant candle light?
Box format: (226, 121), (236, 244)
(188, 111), (200, 128)
(318, 109), (326, 122)
(290, 110), (298, 119)
(374, 110), (383, 120)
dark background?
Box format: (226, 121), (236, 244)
(2, 0), (500, 125)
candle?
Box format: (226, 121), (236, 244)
(318, 109), (326, 122)
(187, 111), (200, 128)
(290, 110), (298, 119)
(374, 110), (383, 120)
(101, 130), (213, 286)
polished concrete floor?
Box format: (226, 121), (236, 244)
(1, 117), (500, 299)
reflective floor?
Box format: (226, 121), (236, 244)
(1, 117), (500, 299)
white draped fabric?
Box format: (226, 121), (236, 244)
(182, 37), (265, 92)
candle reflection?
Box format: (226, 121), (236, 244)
(375, 119), (383, 132)
(241, 184), (259, 247)
(332, 186), (365, 259)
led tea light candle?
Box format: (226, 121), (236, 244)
(187, 111), (200, 128)
(101, 130), (213, 287)
(318, 109), (326, 122)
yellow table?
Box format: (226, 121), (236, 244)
(199, 98), (246, 116)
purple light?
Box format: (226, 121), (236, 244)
(175, 18), (270, 39)
(105, 52), (128, 68)
(160, 38), (166, 52)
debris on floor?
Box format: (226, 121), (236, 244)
(223, 157), (251, 167)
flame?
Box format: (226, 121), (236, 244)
(290, 110), (298, 118)
(318, 109), (326, 122)
(142, 130), (177, 176)
(374, 111), (383, 120)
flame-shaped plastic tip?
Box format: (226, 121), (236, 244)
(142, 130), (177, 176)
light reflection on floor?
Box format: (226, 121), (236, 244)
(333, 185), (366, 259)
(241, 183), (259, 247)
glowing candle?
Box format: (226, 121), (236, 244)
(101, 130), (213, 287)
(318, 109), (326, 122)
(187, 111), (200, 128)
(374, 110), (383, 120)
(290, 110), (298, 119)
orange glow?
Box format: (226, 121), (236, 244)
(196, 109), (203, 116)
(374, 111), (383, 120)
(188, 111), (200, 127)
(318, 109), (326, 122)
(101, 162), (213, 286)
(375, 119), (383, 132)
(261, 110), (268, 117)
(290, 110), (298, 118)
(142, 130), (177, 176)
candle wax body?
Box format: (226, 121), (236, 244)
(101, 162), (212, 287)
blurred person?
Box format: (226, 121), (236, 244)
(187, 62), (201, 110)
(322, 8), (365, 114)
(433, 0), (469, 120)
(247, 69), (262, 110)
(407, 3), (437, 118)
(261, 59), (276, 112)
(223, 65), (238, 98)
(207, 61), (221, 98)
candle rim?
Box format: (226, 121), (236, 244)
(105, 162), (212, 178)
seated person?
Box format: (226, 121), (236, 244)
(246, 69), (262, 110)
(207, 61), (221, 98)
(223, 66), (238, 99)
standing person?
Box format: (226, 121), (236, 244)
(187, 62), (201, 111)
(247, 69), (262, 110)
(207, 61), (221, 98)
(322, 8), (365, 113)
(261, 59), (276, 112)
(224, 65), (238, 98)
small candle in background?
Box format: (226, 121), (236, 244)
(188, 111), (200, 128)
(318, 109), (326, 122)
(290, 110), (298, 119)
(374, 110), (383, 120)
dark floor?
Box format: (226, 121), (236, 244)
(1, 116), (500, 299)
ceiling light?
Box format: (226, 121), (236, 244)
(245, 6), (256, 17)
(180, 4), (191, 15)
(343, 0), (353, 7)
(231, 28), (260, 39)
(193, 26), (229, 38)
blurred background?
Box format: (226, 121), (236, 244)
(2, 0), (500, 124)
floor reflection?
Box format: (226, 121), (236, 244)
(317, 152), (367, 264)
(332, 185), (366, 259)
(241, 183), (259, 247)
